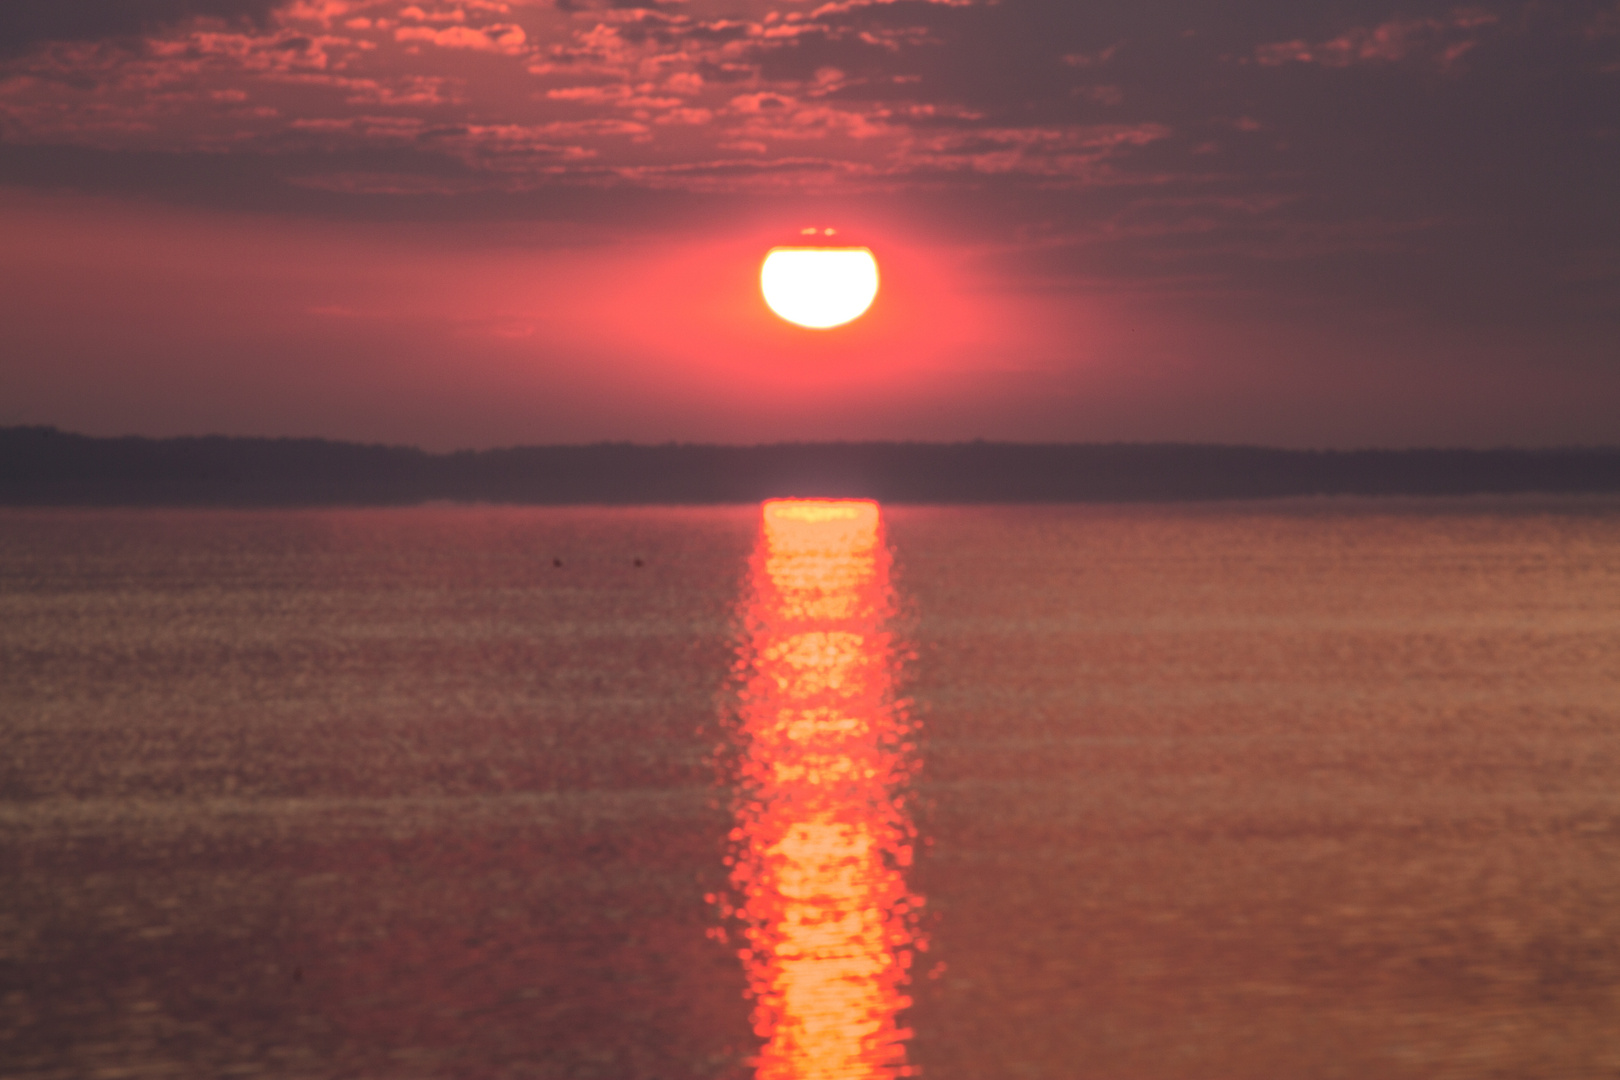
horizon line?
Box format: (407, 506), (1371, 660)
(8, 426), (1620, 456)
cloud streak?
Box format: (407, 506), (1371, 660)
(0, 0), (285, 58)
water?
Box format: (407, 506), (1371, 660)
(3, 499), (1619, 1079)
(726, 501), (921, 1080)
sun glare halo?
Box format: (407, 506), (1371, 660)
(760, 247), (880, 330)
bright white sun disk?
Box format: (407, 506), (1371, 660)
(760, 247), (879, 329)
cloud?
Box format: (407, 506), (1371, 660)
(0, 0), (287, 59)
(1253, 8), (1500, 71)
(897, 123), (1171, 179)
(394, 21), (526, 53)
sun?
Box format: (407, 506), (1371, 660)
(761, 243), (880, 330)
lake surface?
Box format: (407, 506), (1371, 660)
(3, 498), (1620, 1079)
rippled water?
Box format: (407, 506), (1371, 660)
(3, 499), (1619, 1079)
(724, 501), (921, 1080)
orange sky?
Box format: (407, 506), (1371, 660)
(1, 0), (1617, 447)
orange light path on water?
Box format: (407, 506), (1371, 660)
(722, 499), (924, 1080)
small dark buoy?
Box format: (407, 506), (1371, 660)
(293, 966), (303, 983)
(552, 557), (563, 568)
(633, 558), (644, 568)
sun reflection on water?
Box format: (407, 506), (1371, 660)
(719, 499), (924, 1080)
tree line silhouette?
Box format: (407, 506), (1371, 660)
(4, 426), (1618, 505)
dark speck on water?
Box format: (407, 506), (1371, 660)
(2, 499), (1619, 1079)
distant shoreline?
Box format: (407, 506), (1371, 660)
(4, 426), (1619, 506)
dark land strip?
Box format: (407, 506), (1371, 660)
(4, 426), (1619, 505)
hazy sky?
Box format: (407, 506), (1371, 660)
(2, 0), (1616, 448)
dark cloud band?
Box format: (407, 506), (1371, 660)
(0, 0), (284, 58)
